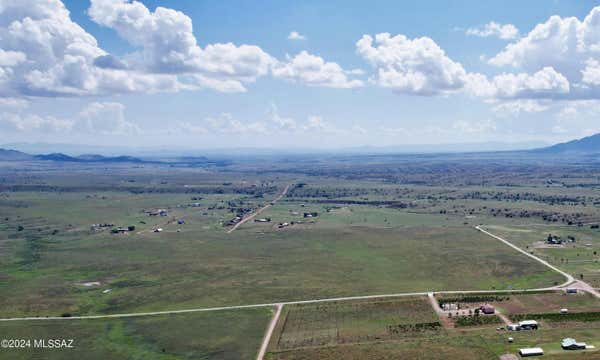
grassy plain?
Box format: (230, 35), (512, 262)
(483, 224), (600, 287)
(0, 307), (272, 360)
(3, 156), (600, 359)
(0, 189), (563, 317)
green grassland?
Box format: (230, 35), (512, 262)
(0, 188), (563, 317)
(0, 307), (272, 360)
(483, 223), (600, 287)
(3, 161), (600, 359)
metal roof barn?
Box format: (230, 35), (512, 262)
(519, 347), (544, 357)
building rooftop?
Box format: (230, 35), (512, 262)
(562, 338), (586, 348)
(519, 347), (544, 355)
(519, 320), (538, 326)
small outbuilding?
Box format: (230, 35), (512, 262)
(518, 320), (538, 330)
(480, 304), (495, 314)
(442, 303), (458, 311)
(561, 338), (587, 350)
(507, 324), (520, 331)
(519, 347), (544, 357)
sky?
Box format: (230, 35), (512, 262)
(1, 0), (600, 150)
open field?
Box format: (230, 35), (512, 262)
(0, 188), (563, 317)
(483, 224), (600, 287)
(0, 307), (272, 360)
(3, 156), (600, 358)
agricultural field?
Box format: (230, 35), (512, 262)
(266, 292), (600, 360)
(266, 326), (600, 360)
(493, 292), (600, 315)
(0, 307), (272, 360)
(269, 297), (439, 350)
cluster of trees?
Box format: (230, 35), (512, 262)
(461, 191), (591, 206)
(453, 315), (502, 327)
(288, 186), (414, 199)
(387, 321), (441, 335)
(510, 312), (600, 322)
(438, 295), (508, 307)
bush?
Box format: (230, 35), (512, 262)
(454, 315), (501, 327)
(510, 312), (600, 323)
(438, 295), (509, 306)
(387, 321), (441, 335)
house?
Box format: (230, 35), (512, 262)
(480, 304), (495, 314)
(519, 320), (538, 330)
(561, 338), (587, 350)
(148, 209), (168, 217)
(546, 234), (563, 244)
(110, 227), (129, 234)
(442, 303), (458, 311)
(519, 347), (544, 357)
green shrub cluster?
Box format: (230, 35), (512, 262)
(510, 312), (600, 322)
(454, 315), (502, 327)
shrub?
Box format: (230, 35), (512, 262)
(454, 315), (501, 327)
(510, 312), (600, 323)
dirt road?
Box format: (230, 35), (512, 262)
(475, 225), (574, 285)
(227, 183), (292, 234)
(256, 303), (282, 360)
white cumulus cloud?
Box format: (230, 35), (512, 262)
(466, 22), (519, 40)
(272, 51), (363, 88)
(487, 6), (600, 99)
(76, 101), (139, 134)
(88, 0), (274, 89)
(0, 112), (72, 133)
(356, 33), (467, 95)
(288, 31), (305, 40)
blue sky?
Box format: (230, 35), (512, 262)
(1, 0), (600, 150)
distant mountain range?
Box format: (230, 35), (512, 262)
(3, 140), (550, 157)
(0, 148), (225, 166)
(533, 133), (600, 154)
(2, 133), (600, 162)
(0, 149), (145, 163)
